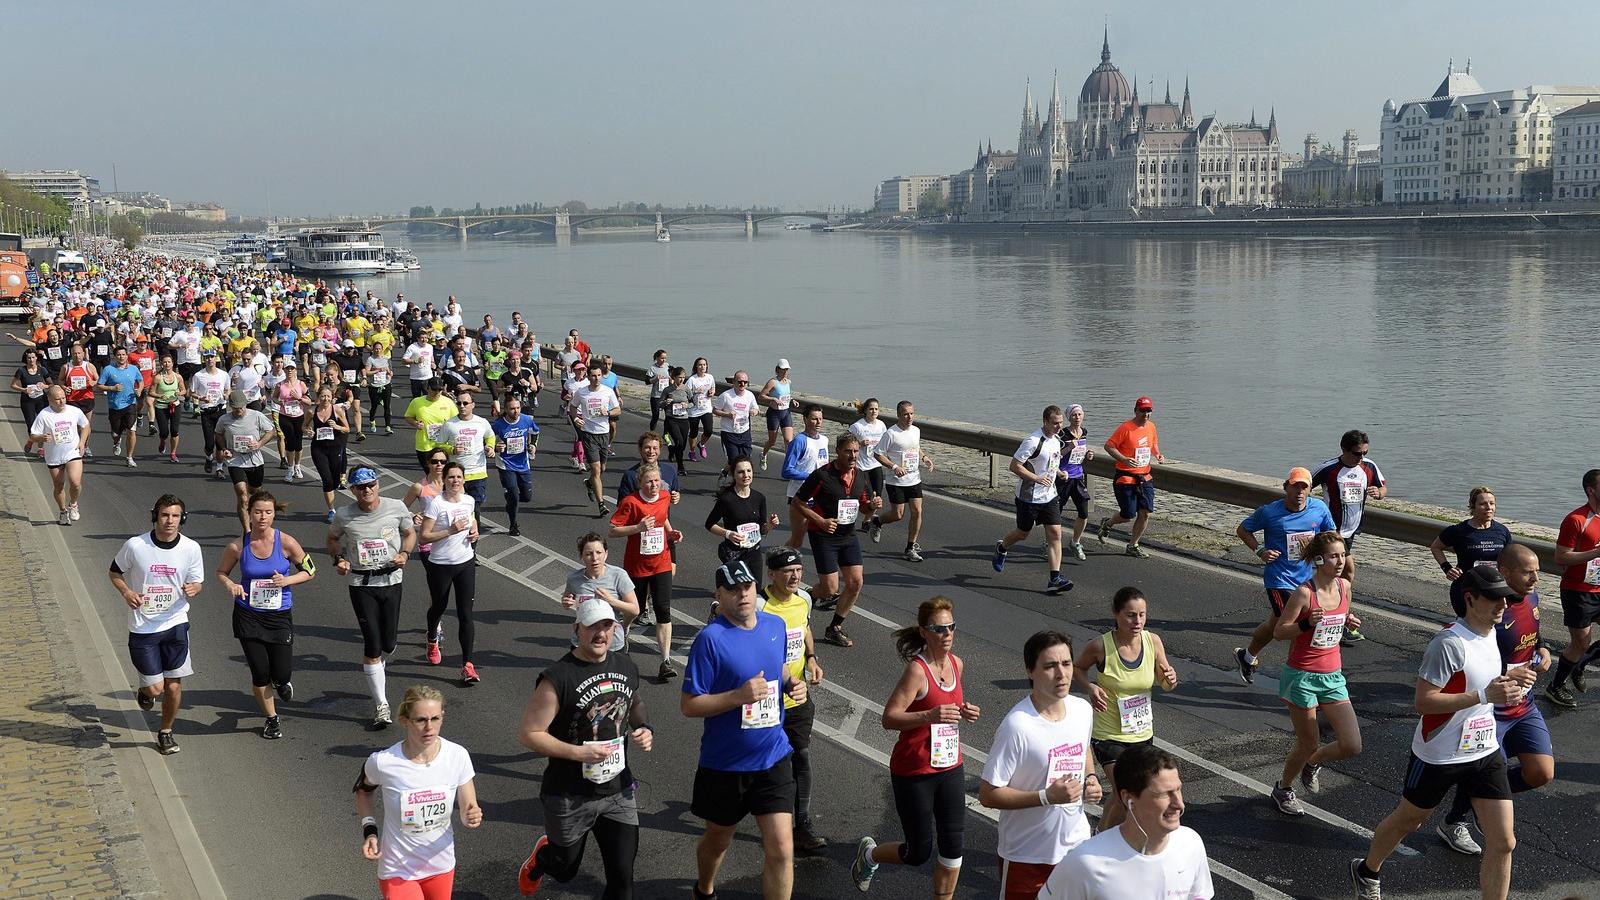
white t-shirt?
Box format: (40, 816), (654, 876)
(403, 342), (434, 381)
(188, 369), (230, 409)
(981, 694), (1094, 864)
(1412, 620), (1504, 765)
(363, 738), (476, 881)
(439, 416), (493, 478)
(1014, 430), (1063, 505)
(686, 373), (716, 417)
(1041, 825), (1215, 900)
(571, 384), (620, 435)
(230, 365), (263, 401)
(421, 494), (477, 565)
(715, 389), (757, 435)
(113, 532), (205, 634)
(32, 405), (89, 467)
(877, 423), (923, 487)
(849, 418), (887, 470)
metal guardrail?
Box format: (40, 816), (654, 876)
(534, 344), (1562, 573)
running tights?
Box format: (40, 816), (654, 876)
(200, 407), (224, 457)
(312, 441), (342, 492)
(368, 385), (392, 427)
(648, 395), (662, 432)
(239, 638), (293, 688)
(635, 571), (673, 621)
(890, 768), (967, 867)
(349, 585), (402, 659)
(533, 817), (638, 900)
(664, 418), (689, 469)
(280, 414), (305, 452)
(154, 404), (181, 440)
(688, 413), (712, 446)
(424, 560), (477, 663)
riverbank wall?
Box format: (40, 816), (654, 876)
(891, 207), (1600, 237)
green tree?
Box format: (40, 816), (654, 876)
(916, 188), (948, 216)
(110, 215), (144, 250)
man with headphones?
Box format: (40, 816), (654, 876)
(110, 494), (205, 756)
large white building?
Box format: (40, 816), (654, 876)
(1380, 64), (1600, 203)
(967, 33), (1281, 221)
(875, 174), (950, 214)
(1553, 101), (1600, 200)
(4, 169), (100, 205)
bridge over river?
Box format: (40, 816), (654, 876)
(276, 209), (839, 239)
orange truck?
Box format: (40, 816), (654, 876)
(0, 233), (32, 319)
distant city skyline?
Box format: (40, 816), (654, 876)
(6, 1), (1598, 215)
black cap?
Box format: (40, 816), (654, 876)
(425, 376), (444, 392)
(714, 560), (757, 590)
(1466, 566), (1519, 600)
(766, 547), (803, 570)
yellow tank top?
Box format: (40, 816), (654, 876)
(1091, 631), (1156, 743)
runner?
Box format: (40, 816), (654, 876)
(403, 378), (458, 471)
(661, 367), (693, 472)
(272, 359), (309, 482)
(991, 405), (1073, 595)
(329, 467), (418, 730)
(353, 685), (482, 900)
(708, 457), (782, 574)
(616, 431), (682, 504)
(757, 359), (794, 471)
(1039, 745), (1214, 900)
(1096, 396), (1165, 558)
(779, 405), (830, 551)
(852, 596), (980, 896)
(96, 345), (144, 466)
(495, 350), (539, 418)
(515, 597), (652, 898)
(686, 357), (716, 462)
(792, 432), (882, 648)
(490, 395), (539, 537)
(848, 398), (889, 506)
(364, 341), (396, 435)
(402, 330), (436, 398)
(1351, 566), (1532, 900)
(309, 386), (352, 522)
(571, 365), (621, 516)
(110, 494), (204, 756)
(609, 464), (683, 679)
(759, 548), (827, 852)
(867, 401), (933, 563)
(979, 630), (1100, 900)
(13, 348), (51, 457)
(1438, 543), (1556, 856)
(127, 337), (156, 435)
(714, 369), (759, 477)
(646, 348), (671, 432)
(1430, 487), (1512, 617)
(189, 349), (229, 473)
(1057, 404), (1094, 561)
(146, 354), (185, 463)
(1544, 467), (1600, 709)
(1268, 531), (1363, 816)
(1311, 430), (1387, 590)
(1072, 586), (1177, 832)
(218, 390), (278, 530)
(418, 461), (482, 685)
(438, 389), (496, 521)
(28, 385), (88, 525)
(1232, 468), (1336, 685)
(682, 559), (807, 900)
(561, 533), (641, 656)
(214, 491), (315, 740)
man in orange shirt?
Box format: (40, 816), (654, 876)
(1097, 396), (1165, 558)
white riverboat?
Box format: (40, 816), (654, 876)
(656, 225), (671, 242)
(286, 228), (385, 276)
(381, 248), (409, 273)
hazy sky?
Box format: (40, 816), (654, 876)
(8, 1), (1598, 216)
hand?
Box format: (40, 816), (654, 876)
(270, 572), (287, 587)
(786, 676), (808, 705)
(823, 518), (838, 534)
(630, 726), (654, 751)
(640, 515), (657, 530)
(1485, 675), (1523, 706)
(1159, 661), (1179, 690)
(669, 529), (684, 544)
(121, 588), (142, 610)
(1535, 648), (1553, 674)
(805, 657), (823, 684)
(226, 581), (246, 601)
(1258, 548), (1281, 563)
(870, 496), (883, 510)
(591, 586), (616, 605)
(335, 558), (351, 576)
(1306, 606), (1324, 627)
(1086, 683), (1109, 713)
(575, 742), (615, 763)
(182, 582), (203, 598)
(1365, 486), (1381, 500)
(739, 672), (771, 705)
(960, 701), (981, 722)
(1506, 665), (1538, 690)
(1044, 775), (1083, 805)
(1085, 776), (1104, 805)
(1445, 567), (1462, 582)
(929, 703), (962, 724)
(1346, 613), (1362, 630)
(1154, 452), (1166, 464)
(561, 592), (577, 610)
(459, 805), (483, 829)
(670, 490), (681, 505)
(450, 517), (469, 534)
(362, 835), (380, 861)
(767, 514), (780, 527)
(892, 466), (906, 477)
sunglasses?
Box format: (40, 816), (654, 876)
(429, 458), (447, 465)
(923, 623), (957, 635)
(736, 380), (749, 385)
(352, 483), (378, 492)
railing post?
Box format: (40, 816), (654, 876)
(986, 451), (997, 488)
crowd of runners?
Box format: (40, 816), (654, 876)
(7, 239), (1596, 900)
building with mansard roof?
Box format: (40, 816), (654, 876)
(967, 31), (1281, 220)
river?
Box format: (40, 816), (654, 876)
(372, 227), (1599, 523)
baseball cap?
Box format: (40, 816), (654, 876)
(766, 547), (803, 570)
(575, 597), (618, 626)
(348, 466), (380, 487)
(342, 339), (355, 348)
(425, 376), (444, 392)
(1466, 566), (1519, 600)
(201, 347), (218, 357)
(777, 358), (791, 370)
(282, 358), (297, 368)
(227, 389), (248, 408)
(1287, 467), (1313, 486)
(714, 559), (758, 590)
(1135, 396), (1154, 411)
(134, 334), (148, 343)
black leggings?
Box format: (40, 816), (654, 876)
(239, 638), (293, 688)
(279, 414), (304, 452)
(423, 559), (477, 663)
(367, 384), (392, 427)
(349, 584), (402, 659)
(890, 768), (966, 867)
(648, 395), (662, 431)
(20, 396), (46, 437)
(665, 418), (689, 469)
(200, 407), (224, 456)
(533, 814), (637, 900)
(154, 403), (181, 440)
(688, 412), (713, 444)
(784, 699), (816, 828)
(635, 570), (672, 621)
(312, 440), (342, 492)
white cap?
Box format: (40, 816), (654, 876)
(575, 597), (617, 626)
(777, 358), (791, 370)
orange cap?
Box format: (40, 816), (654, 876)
(1287, 467), (1313, 486)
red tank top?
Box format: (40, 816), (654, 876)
(890, 654), (965, 776)
(1286, 579), (1350, 674)
(63, 363), (94, 402)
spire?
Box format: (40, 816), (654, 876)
(1181, 77), (1193, 126)
(1250, 108), (1258, 127)
(1048, 70), (1063, 127)
(1164, 79), (1172, 105)
(1101, 26), (1111, 64)
(1267, 107), (1278, 142)
(1019, 78), (1037, 150)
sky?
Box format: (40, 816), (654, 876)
(8, 0), (1599, 216)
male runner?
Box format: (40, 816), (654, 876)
(868, 400), (932, 562)
(992, 405), (1073, 594)
(1546, 467), (1600, 709)
(1311, 428), (1387, 641)
(1097, 396), (1165, 558)
(1232, 468), (1337, 684)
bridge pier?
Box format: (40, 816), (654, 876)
(745, 213), (756, 237)
(456, 216), (468, 242)
(553, 210), (571, 245)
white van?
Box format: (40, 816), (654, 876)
(54, 250), (88, 274)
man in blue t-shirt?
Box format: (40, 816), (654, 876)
(489, 395), (539, 536)
(1233, 466), (1337, 684)
(682, 559), (807, 900)
(96, 345), (145, 465)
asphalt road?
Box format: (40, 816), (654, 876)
(6, 347), (1598, 900)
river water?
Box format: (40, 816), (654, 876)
(376, 228), (1599, 523)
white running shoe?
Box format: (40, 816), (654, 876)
(69, 503), (80, 522)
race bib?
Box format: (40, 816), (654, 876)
(1285, 531), (1314, 562)
(903, 449), (920, 470)
(249, 579), (284, 610)
(1459, 713), (1496, 754)
(141, 584), (177, 614)
(315, 426), (335, 441)
(453, 433), (477, 456)
(656, 376), (669, 391)
(371, 370), (390, 387)
(671, 402), (687, 417)
(232, 434), (255, 454)
(25, 383), (42, 398)
(52, 422), (74, 444)
(425, 423), (442, 441)
(930, 723), (960, 769)
(784, 627), (805, 664)
(736, 522), (762, 548)
(205, 389), (222, 406)
(399, 786), (452, 836)
(282, 401), (303, 417)
(836, 498), (860, 525)
(586, 397), (605, 418)
(94, 344), (108, 357)
(1309, 612), (1346, 649)
(505, 435), (526, 456)
(1118, 693), (1153, 735)
(1046, 741), (1087, 788)
(776, 395), (790, 411)
(582, 738), (626, 785)
(69, 375), (86, 391)
(46, 347), (61, 360)
(1067, 442), (1087, 466)
(138, 358), (154, 372)
(312, 353), (327, 366)
(1132, 446), (1151, 467)
(1584, 557), (1600, 587)
(1341, 483), (1364, 504)
(741, 680), (782, 729)
(342, 370), (357, 383)
(356, 538), (392, 569)
(639, 526), (665, 556)
(733, 413), (749, 430)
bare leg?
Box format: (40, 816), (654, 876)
(1129, 510), (1150, 545)
(754, 811), (795, 900)
(695, 822), (736, 896)
(160, 678), (182, 732)
(1363, 798), (1431, 874)
(836, 566), (864, 617)
(1470, 797), (1515, 900)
